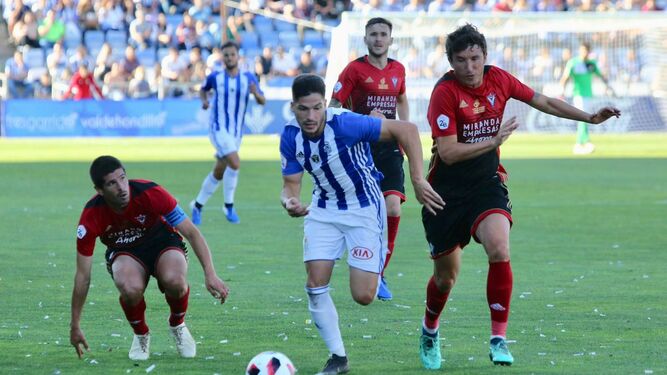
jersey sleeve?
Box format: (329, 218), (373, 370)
(499, 67), (535, 103)
(246, 72), (264, 96)
(335, 111), (381, 144)
(427, 84), (458, 138)
(145, 184), (179, 216)
(280, 126), (303, 176)
(201, 72), (215, 91)
(76, 209), (99, 256)
(331, 64), (357, 104)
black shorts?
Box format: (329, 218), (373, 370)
(374, 151), (406, 202)
(105, 230), (188, 278)
(422, 178), (512, 258)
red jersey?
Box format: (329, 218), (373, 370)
(332, 56), (406, 158)
(76, 180), (180, 256)
(426, 66), (534, 198)
(63, 72), (104, 100)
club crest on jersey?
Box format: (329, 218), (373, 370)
(333, 81), (343, 93)
(135, 214), (146, 224)
(378, 78), (388, 90)
(364, 76), (374, 83)
(436, 114), (449, 130)
(391, 76), (398, 88)
(77, 225), (87, 239)
(311, 154), (320, 163)
(472, 99), (485, 114)
(487, 93), (496, 107)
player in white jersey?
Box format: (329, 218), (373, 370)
(279, 74), (444, 374)
(190, 41), (266, 225)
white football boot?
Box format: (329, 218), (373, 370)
(169, 322), (196, 358)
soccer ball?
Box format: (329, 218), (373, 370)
(245, 351), (296, 375)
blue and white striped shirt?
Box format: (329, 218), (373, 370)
(202, 70), (263, 138)
(280, 108), (384, 210)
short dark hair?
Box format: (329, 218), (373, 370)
(445, 24), (487, 62)
(221, 40), (240, 51)
(580, 42), (591, 51)
(90, 155), (124, 188)
(365, 17), (392, 33)
(292, 74), (325, 100)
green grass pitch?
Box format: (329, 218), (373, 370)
(0, 134), (665, 374)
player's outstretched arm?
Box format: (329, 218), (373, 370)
(199, 88), (209, 110)
(529, 92), (620, 124)
(70, 253), (93, 358)
(176, 219), (229, 304)
(249, 81), (266, 105)
(281, 173), (309, 217)
(379, 120), (445, 215)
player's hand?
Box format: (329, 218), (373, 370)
(283, 197), (309, 217)
(205, 274), (229, 304)
(70, 326), (89, 359)
(412, 177), (445, 215)
(249, 82), (258, 95)
(201, 101), (209, 110)
(369, 109), (386, 119)
(590, 106), (621, 124)
(494, 116), (519, 147)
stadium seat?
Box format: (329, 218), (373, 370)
(106, 30), (128, 50)
(274, 20), (296, 32)
(303, 30), (325, 50)
(278, 31), (302, 50)
(260, 31), (279, 48)
(136, 49), (157, 66)
(166, 14), (182, 28)
(24, 48), (45, 68)
(239, 31), (260, 50)
(254, 15), (274, 35)
(266, 76), (293, 87)
(84, 30), (105, 50)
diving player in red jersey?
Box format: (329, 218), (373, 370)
(70, 156), (229, 361)
(330, 17), (408, 301)
(418, 24), (621, 370)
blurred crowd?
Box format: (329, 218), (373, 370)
(1, 0), (662, 100)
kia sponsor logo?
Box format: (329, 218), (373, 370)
(350, 247), (373, 260)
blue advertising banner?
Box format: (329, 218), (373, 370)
(1, 99), (295, 137)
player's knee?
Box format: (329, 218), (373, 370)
(159, 273), (187, 292)
(352, 290), (374, 306)
(434, 275), (456, 293)
(486, 244), (510, 262)
(118, 284), (144, 304)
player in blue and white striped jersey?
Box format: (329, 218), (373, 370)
(190, 41), (266, 225)
(279, 74), (444, 374)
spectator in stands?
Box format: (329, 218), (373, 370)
(12, 10), (40, 48)
(404, 46), (427, 78)
(128, 65), (153, 99)
(63, 63), (104, 100)
(34, 70), (53, 99)
(6, 0), (30, 37)
(532, 47), (555, 80)
(103, 61), (128, 99)
(425, 43), (449, 78)
(4, 50), (34, 99)
(94, 42), (114, 81)
(255, 45), (273, 79)
(161, 46), (189, 96)
(77, 0), (99, 36)
(38, 9), (66, 49)
(513, 0), (532, 11)
(195, 19), (216, 52)
(493, 0), (513, 11)
(272, 45), (298, 77)
(69, 45), (94, 72)
(207, 47), (224, 74)
(129, 7), (156, 50)
(641, 0), (663, 10)
(47, 42), (69, 78)
(188, 0), (211, 22)
(175, 12), (198, 50)
(404, 0), (426, 11)
(98, 0), (127, 36)
(619, 49), (642, 85)
(187, 47), (205, 77)
(297, 46), (316, 74)
(155, 12), (174, 49)
(427, 0), (449, 13)
(59, 0), (82, 41)
(120, 45), (141, 78)
(168, 0), (194, 14)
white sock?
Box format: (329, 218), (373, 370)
(306, 285), (346, 357)
(195, 172), (221, 206)
(222, 167), (239, 206)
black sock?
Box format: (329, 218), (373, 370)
(194, 202), (203, 209)
(224, 203), (233, 209)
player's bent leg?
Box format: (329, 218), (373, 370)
(349, 267), (378, 305)
(155, 249), (189, 295)
(475, 213), (511, 263)
(221, 152), (241, 223)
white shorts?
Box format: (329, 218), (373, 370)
(303, 203), (387, 274)
(209, 128), (242, 159)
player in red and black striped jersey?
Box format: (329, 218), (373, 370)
(70, 156), (229, 361)
(330, 17), (409, 301)
(418, 24), (621, 370)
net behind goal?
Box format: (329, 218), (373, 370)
(325, 12), (667, 133)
